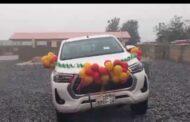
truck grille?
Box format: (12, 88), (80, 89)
(72, 75), (134, 95)
(129, 63), (143, 74)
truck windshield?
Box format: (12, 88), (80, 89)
(60, 37), (124, 60)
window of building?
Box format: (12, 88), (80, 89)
(37, 41), (47, 46)
(21, 41), (33, 46)
(51, 41), (57, 47)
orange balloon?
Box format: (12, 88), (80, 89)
(43, 59), (50, 68)
(112, 75), (120, 83)
(83, 76), (93, 86)
(104, 61), (113, 71)
(84, 62), (91, 70)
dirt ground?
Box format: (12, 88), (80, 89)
(0, 60), (190, 122)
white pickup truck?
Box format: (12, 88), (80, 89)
(51, 35), (149, 121)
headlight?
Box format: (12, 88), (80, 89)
(52, 71), (74, 83)
(129, 62), (143, 74)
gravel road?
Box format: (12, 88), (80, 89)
(0, 60), (190, 122)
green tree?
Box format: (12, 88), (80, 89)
(120, 20), (140, 44)
(154, 22), (169, 43)
(155, 15), (190, 43)
(184, 21), (190, 39)
(106, 17), (120, 32)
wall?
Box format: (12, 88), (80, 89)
(16, 46), (59, 61)
(138, 44), (190, 63)
(0, 45), (60, 61)
(182, 46), (190, 63)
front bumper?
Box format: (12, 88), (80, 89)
(51, 70), (149, 113)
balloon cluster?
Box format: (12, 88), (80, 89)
(129, 47), (142, 61)
(79, 60), (131, 87)
(41, 52), (58, 69)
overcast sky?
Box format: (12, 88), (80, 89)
(0, 4), (190, 41)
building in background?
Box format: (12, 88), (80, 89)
(10, 31), (131, 48)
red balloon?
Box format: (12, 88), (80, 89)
(93, 72), (100, 79)
(137, 50), (142, 61)
(137, 50), (142, 56)
(121, 62), (128, 70)
(137, 55), (142, 61)
(99, 67), (108, 75)
(85, 68), (94, 76)
(54, 55), (58, 61)
(113, 60), (122, 66)
(91, 63), (99, 72)
(122, 67), (127, 72)
(51, 55), (57, 63)
(93, 72), (101, 84)
(104, 60), (111, 65)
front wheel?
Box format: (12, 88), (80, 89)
(56, 110), (74, 122)
(130, 99), (148, 114)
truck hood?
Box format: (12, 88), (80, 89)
(55, 52), (138, 74)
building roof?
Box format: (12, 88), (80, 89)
(10, 32), (131, 41)
(171, 39), (190, 45)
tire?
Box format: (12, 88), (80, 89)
(117, 104), (125, 107)
(56, 110), (74, 122)
(130, 99), (148, 114)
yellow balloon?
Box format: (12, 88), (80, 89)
(105, 61), (113, 71)
(113, 65), (123, 75)
(120, 72), (129, 81)
(101, 75), (110, 85)
(79, 69), (86, 78)
(48, 52), (54, 57)
(47, 55), (52, 62)
(41, 56), (48, 64)
(130, 47), (139, 54)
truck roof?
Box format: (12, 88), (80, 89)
(63, 34), (117, 43)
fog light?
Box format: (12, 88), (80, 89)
(141, 77), (148, 92)
(55, 89), (65, 104)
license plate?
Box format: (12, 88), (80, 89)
(95, 94), (115, 106)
